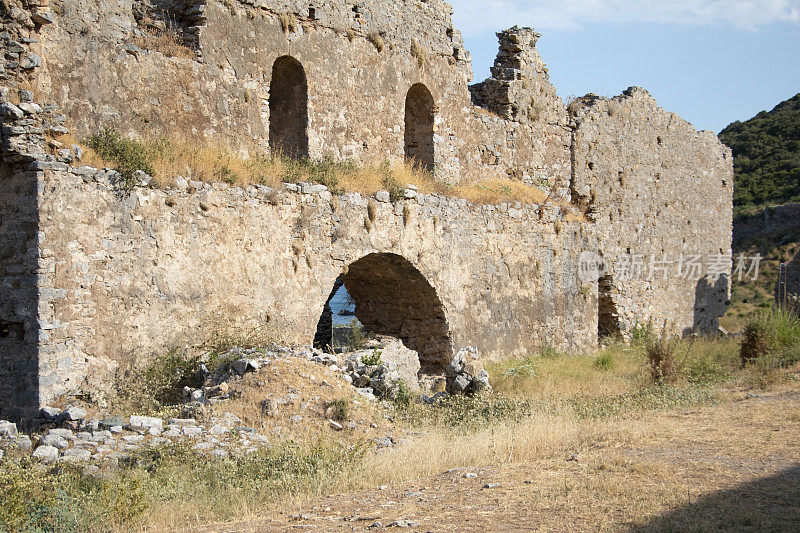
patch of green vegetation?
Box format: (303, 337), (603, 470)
(486, 355), (537, 391)
(360, 348), (382, 366)
(0, 440), (364, 532)
(740, 307), (800, 367)
(395, 394), (532, 432)
(281, 155), (357, 193)
(113, 347), (204, 414)
(325, 397), (350, 422)
(392, 378), (414, 408)
(719, 93), (800, 212)
(593, 351), (616, 371)
(567, 386), (719, 419)
(86, 126), (155, 191)
(337, 319), (367, 352)
(726, 228), (799, 327)
(380, 164), (404, 201)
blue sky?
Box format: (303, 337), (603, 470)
(451, 0), (800, 133)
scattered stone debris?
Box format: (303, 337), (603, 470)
(445, 347), (492, 395)
(0, 338), (490, 466)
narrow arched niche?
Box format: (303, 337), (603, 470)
(404, 83), (435, 172)
(269, 56), (309, 159)
(314, 253), (453, 374)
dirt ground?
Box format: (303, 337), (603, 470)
(203, 386), (800, 532)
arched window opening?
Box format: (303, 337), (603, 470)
(404, 83), (435, 172)
(269, 56), (309, 159)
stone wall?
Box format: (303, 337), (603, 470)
(570, 88), (733, 336)
(0, 166), (39, 421)
(4, 165), (595, 417)
(23, 1), (572, 191)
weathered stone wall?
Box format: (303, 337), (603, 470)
(25, 1), (572, 190)
(11, 165), (595, 416)
(0, 166), (39, 421)
(570, 88), (733, 336)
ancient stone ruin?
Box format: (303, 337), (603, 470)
(0, 0), (733, 420)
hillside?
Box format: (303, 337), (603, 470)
(719, 93), (800, 211)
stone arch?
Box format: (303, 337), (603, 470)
(404, 83), (435, 172)
(269, 55), (309, 159)
(315, 253), (453, 373)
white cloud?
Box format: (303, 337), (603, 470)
(451, 0), (800, 35)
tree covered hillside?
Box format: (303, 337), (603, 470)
(719, 93), (800, 212)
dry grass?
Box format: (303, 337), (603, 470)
(367, 31), (384, 52)
(8, 332), (800, 532)
(277, 13), (297, 33)
(210, 383), (800, 532)
(487, 346), (644, 401)
(63, 132), (574, 207)
(133, 26), (194, 59)
(452, 177), (550, 206)
(410, 38), (428, 67)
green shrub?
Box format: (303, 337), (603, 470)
(115, 347), (205, 413)
(686, 357), (724, 384)
(86, 127), (155, 190)
(338, 319), (367, 352)
(645, 322), (683, 385)
(740, 307), (800, 367)
(361, 348), (382, 366)
(395, 394), (531, 431)
(538, 345), (560, 360)
(325, 398), (350, 422)
(393, 378), (414, 408)
(0, 459), (149, 532)
(594, 351), (616, 371)
(143, 348), (205, 406)
(381, 169), (404, 201)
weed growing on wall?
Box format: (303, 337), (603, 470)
(86, 127), (154, 191)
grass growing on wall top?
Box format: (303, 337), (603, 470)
(69, 129), (561, 208)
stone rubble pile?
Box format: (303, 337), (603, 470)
(0, 339), (490, 466)
(446, 347), (492, 395)
(0, 410), (272, 466)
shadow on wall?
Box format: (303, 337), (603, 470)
(629, 465), (800, 532)
(316, 252), (453, 374)
(688, 274), (730, 336)
(0, 166), (40, 422)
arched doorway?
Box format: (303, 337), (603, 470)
(269, 56), (309, 159)
(314, 253), (452, 374)
(404, 83), (435, 172)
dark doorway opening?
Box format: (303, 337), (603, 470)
(269, 56), (309, 159)
(404, 83), (435, 172)
(598, 274), (621, 338)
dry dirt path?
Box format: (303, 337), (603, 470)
(204, 388), (800, 532)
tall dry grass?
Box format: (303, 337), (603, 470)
(62, 130), (571, 207)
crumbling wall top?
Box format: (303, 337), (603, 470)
(229, 0), (470, 70)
